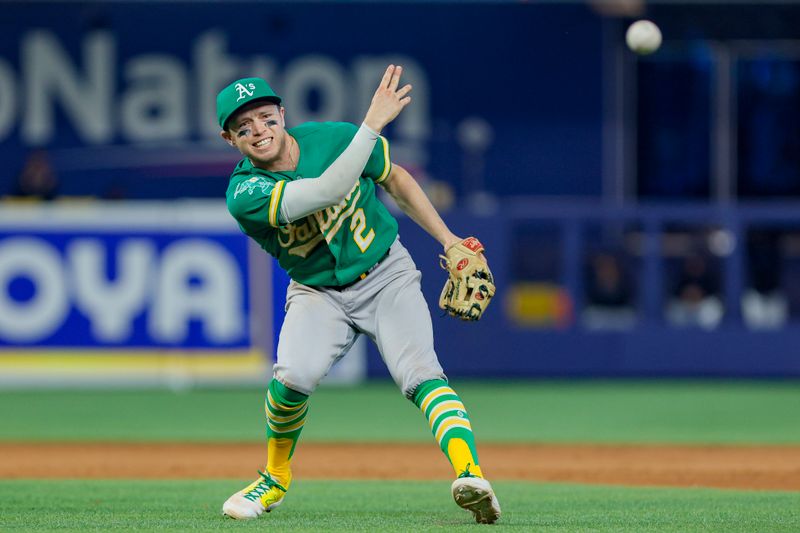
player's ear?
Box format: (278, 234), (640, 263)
(279, 106), (286, 127)
(220, 130), (234, 146)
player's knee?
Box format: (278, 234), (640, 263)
(272, 361), (324, 397)
(269, 377), (310, 404)
(409, 378), (448, 405)
(404, 373), (448, 402)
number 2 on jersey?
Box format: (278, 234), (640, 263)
(350, 208), (375, 252)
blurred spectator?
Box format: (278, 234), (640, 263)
(743, 229), (787, 329)
(9, 150), (59, 201)
(582, 252), (636, 330)
(667, 253), (723, 329)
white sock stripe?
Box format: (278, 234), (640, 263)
(420, 387), (457, 414)
(428, 400), (467, 428)
(267, 416), (306, 434)
(435, 419), (473, 443)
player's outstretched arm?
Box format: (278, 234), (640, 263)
(380, 164), (462, 252)
(278, 65), (412, 224)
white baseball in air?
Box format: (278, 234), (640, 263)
(626, 19), (662, 55)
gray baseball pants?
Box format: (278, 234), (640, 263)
(273, 237), (447, 398)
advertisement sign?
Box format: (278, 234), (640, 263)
(0, 202), (271, 386)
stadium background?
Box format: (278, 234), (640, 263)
(1, 1), (799, 531)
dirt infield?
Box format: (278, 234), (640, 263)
(2, 442), (800, 491)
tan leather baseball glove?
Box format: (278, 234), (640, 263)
(438, 237), (496, 321)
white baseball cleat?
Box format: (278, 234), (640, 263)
(222, 470), (289, 520)
(451, 474), (501, 524)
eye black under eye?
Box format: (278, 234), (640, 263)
(266, 120), (279, 127)
(237, 129), (251, 138)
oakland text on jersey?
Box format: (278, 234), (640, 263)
(277, 181), (370, 258)
(277, 217), (322, 259)
(314, 181), (368, 246)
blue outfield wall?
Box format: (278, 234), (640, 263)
(363, 204), (800, 379)
(1, 201), (800, 380)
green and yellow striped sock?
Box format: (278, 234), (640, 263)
(265, 379), (309, 486)
(413, 379), (483, 478)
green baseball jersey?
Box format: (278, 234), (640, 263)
(226, 122), (399, 287)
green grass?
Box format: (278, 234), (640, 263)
(0, 479), (797, 532)
(0, 381), (798, 444)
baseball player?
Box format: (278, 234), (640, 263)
(217, 65), (500, 524)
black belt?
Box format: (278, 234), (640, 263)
(325, 248), (391, 291)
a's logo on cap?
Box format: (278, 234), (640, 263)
(235, 82), (256, 102)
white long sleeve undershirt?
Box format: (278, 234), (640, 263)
(278, 123), (379, 224)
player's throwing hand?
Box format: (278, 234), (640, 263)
(363, 65), (412, 133)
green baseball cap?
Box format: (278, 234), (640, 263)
(216, 77), (282, 129)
